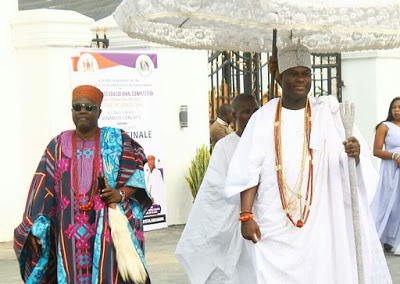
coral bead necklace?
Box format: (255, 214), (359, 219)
(72, 128), (101, 211)
(274, 98), (314, 228)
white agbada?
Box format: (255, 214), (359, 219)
(176, 132), (255, 284)
(225, 96), (391, 284)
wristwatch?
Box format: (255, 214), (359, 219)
(119, 189), (126, 203)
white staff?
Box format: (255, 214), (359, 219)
(340, 101), (365, 284)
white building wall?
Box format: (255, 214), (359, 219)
(157, 49), (209, 224)
(376, 54), (400, 123)
(342, 50), (400, 168)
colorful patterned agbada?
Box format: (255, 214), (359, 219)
(14, 127), (152, 283)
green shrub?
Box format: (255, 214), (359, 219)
(185, 145), (211, 200)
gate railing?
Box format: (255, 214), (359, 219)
(208, 51), (342, 122)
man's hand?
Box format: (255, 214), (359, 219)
(100, 178), (122, 205)
(268, 53), (281, 86)
(241, 219), (261, 243)
(343, 137), (360, 158)
(27, 233), (42, 255)
(343, 136), (360, 165)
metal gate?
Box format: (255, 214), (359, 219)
(208, 51), (342, 122)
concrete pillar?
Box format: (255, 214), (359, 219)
(0, 0), (19, 241)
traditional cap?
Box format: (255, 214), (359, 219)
(278, 44), (311, 74)
(72, 85), (103, 106)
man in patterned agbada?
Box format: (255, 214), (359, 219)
(14, 85), (152, 283)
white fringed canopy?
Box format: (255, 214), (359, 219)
(113, 0), (400, 52)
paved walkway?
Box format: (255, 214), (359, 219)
(1, 224), (399, 283)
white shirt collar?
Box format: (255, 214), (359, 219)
(216, 117), (229, 126)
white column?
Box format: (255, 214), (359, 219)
(0, 0), (19, 241)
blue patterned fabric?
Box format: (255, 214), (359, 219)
(130, 199), (144, 220)
(127, 169), (148, 220)
(57, 238), (67, 283)
(26, 216), (50, 284)
(100, 127), (149, 274)
(126, 169), (147, 191)
(101, 127), (123, 186)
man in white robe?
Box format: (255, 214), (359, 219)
(144, 155), (165, 208)
(224, 44), (392, 284)
(176, 94), (259, 284)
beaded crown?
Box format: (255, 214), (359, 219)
(278, 43), (312, 74)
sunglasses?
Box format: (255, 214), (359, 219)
(72, 103), (98, 112)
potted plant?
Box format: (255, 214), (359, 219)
(185, 145), (211, 200)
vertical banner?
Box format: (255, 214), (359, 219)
(71, 49), (167, 231)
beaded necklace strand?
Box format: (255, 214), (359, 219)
(274, 98), (314, 228)
(72, 128), (101, 211)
